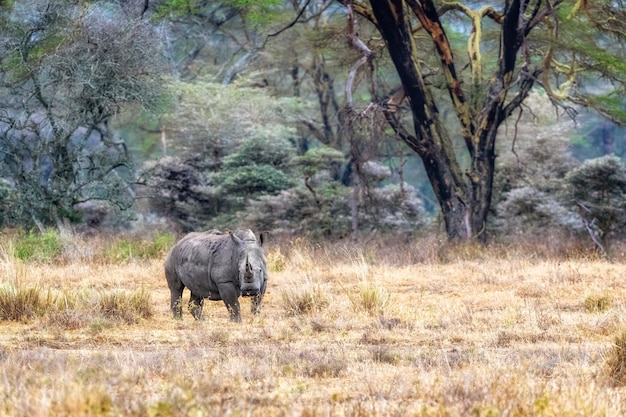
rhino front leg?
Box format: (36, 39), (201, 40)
(189, 293), (205, 320)
(251, 293), (264, 315)
(218, 282), (241, 322)
(252, 279), (267, 315)
(226, 301), (241, 322)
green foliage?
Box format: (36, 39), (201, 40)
(221, 0), (283, 26)
(162, 80), (303, 162)
(13, 230), (62, 263)
(223, 136), (295, 169)
(0, 0), (14, 10)
(105, 233), (175, 262)
(215, 165), (295, 197)
(585, 93), (626, 125)
(155, 0), (199, 18)
(295, 146), (346, 178)
(213, 135), (297, 201)
(156, 0), (282, 25)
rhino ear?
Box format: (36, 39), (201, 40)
(230, 231), (243, 245)
(259, 232), (267, 247)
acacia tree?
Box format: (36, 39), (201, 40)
(340, 0), (626, 240)
(0, 0), (164, 229)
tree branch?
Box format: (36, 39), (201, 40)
(406, 0), (475, 150)
(266, 0), (312, 39)
(344, 1), (373, 109)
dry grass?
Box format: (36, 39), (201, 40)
(1, 233), (626, 416)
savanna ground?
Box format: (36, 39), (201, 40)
(1, 231), (626, 416)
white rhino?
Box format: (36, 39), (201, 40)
(164, 229), (268, 322)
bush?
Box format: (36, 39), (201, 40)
(244, 182), (430, 240)
(214, 164), (295, 197)
(139, 156), (218, 232)
(564, 155), (626, 237)
(495, 187), (581, 235)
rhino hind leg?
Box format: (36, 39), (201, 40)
(189, 293), (205, 320)
(169, 284), (184, 320)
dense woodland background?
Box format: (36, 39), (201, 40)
(0, 0), (625, 251)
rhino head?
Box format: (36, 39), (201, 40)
(231, 230), (267, 297)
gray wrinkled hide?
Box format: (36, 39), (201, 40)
(164, 229), (268, 322)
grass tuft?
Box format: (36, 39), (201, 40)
(351, 281), (390, 315)
(97, 289), (153, 323)
(0, 281), (54, 321)
(266, 247), (287, 273)
(604, 329), (626, 385)
(281, 282), (329, 316)
(584, 293), (613, 313)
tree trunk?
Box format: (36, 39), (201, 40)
(367, 0), (531, 241)
(370, 0), (476, 240)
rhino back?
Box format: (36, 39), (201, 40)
(171, 232), (238, 295)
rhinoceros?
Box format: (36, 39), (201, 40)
(164, 229), (268, 322)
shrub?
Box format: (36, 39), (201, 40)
(244, 182), (430, 240)
(139, 156), (217, 232)
(564, 155), (626, 238)
(215, 164), (295, 197)
(494, 187), (581, 235)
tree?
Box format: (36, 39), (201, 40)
(339, 0), (626, 241)
(213, 135), (297, 200)
(141, 80), (303, 230)
(0, 0), (164, 229)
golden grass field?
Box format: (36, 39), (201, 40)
(1, 232), (626, 416)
